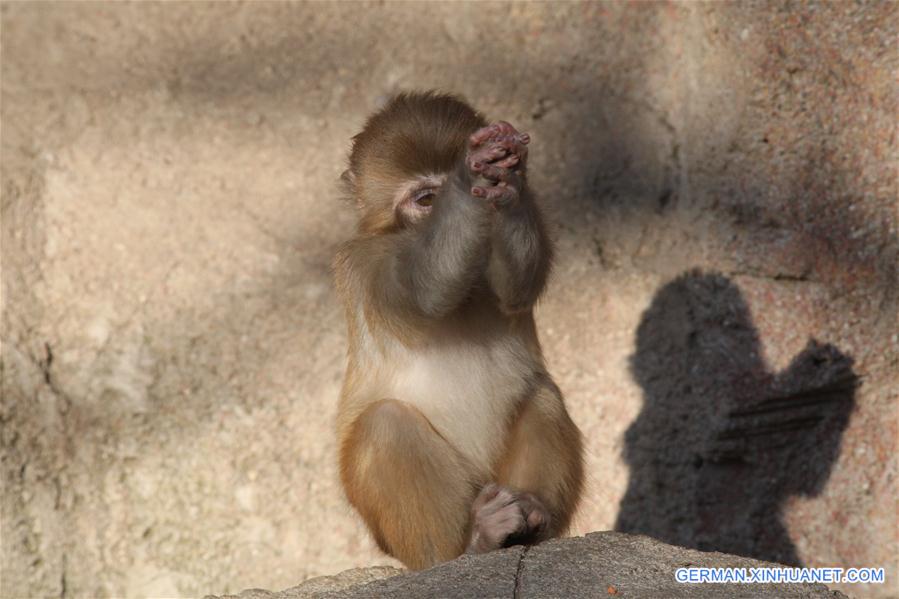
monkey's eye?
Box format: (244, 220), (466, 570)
(412, 188), (437, 208)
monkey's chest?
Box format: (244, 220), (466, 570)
(387, 342), (533, 473)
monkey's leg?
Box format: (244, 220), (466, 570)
(340, 399), (479, 570)
(493, 382), (585, 541)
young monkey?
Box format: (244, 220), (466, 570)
(333, 91), (584, 570)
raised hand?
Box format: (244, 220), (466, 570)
(466, 121), (530, 207)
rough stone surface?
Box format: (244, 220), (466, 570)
(207, 566), (404, 599)
(514, 533), (846, 599)
(208, 533), (849, 599)
(1, 2), (896, 599)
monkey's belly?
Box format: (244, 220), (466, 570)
(386, 340), (535, 473)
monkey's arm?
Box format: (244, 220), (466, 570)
(485, 191), (553, 314)
(467, 122), (551, 313)
(380, 167), (493, 320)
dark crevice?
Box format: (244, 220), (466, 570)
(36, 342), (72, 414)
(512, 545), (530, 599)
(54, 476), (63, 510)
(41, 342), (53, 385)
(771, 272), (814, 283)
(656, 187), (674, 213)
(60, 554), (67, 599)
(730, 269), (817, 284)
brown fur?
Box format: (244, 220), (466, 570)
(494, 378), (585, 536)
(339, 399), (479, 569)
(334, 91), (584, 570)
(345, 91), (487, 235)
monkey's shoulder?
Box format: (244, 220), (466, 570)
(332, 237), (383, 294)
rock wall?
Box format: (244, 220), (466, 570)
(2, 2), (895, 598)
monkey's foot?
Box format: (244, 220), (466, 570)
(467, 121), (530, 205)
(466, 483), (549, 554)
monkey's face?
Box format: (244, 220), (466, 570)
(391, 173), (447, 226)
(345, 92), (486, 234)
(345, 165), (451, 233)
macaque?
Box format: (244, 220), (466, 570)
(333, 91), (584, 570)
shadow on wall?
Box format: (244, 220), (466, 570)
(615, 271), (857, 566)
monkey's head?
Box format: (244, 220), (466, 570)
(343, 91), (487, 234)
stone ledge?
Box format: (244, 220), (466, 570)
(207, 532), (847, 599)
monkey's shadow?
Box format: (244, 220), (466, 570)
(614, 270), (857, 566)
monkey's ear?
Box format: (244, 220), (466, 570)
(339, 169), (359, 205)
(340, 169), (357, 194)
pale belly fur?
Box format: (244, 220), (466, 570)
(356, 325), (537, 473)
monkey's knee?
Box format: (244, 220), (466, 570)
(343, 400), (416, 485)
(343, 399), (470, 490)
(494, 386), (585, 537)
(354, 399), (417, 437)
(340, 399), (477, 569)
(348, 400), (436, 461)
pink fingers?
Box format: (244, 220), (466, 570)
(470, 124), (501, 147)
(472, 184), (517, 204)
